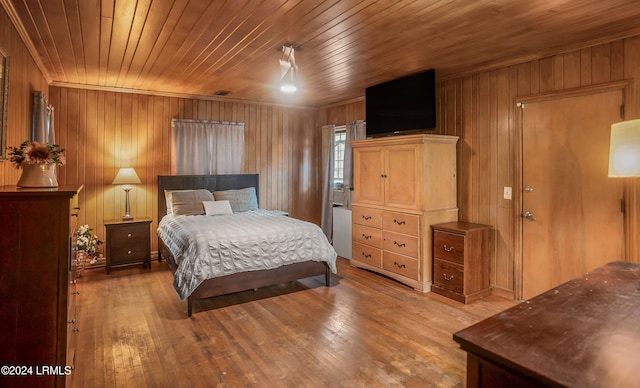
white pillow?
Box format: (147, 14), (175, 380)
(203, 200), (233, 216)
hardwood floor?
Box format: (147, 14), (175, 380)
(72, 258), (516, 387)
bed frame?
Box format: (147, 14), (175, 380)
(157, 174), (330, 316)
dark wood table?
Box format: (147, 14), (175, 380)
(453, 261), (640, 387)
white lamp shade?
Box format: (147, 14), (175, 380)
(112, 168), (142, 185)
(608, 119), (640, 177)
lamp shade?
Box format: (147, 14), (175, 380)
(112, 168), (142, 185)
(609, 119), (640, 177)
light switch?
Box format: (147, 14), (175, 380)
(503, 187), (512, 200)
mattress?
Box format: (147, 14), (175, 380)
(157, 209), (338, 299)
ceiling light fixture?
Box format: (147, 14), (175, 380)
(279, 45), (298, 93)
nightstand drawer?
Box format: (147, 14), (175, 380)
(433, 259), (464, 293)
(433, 231), (465, 264)
(109, 243), (149, 263)
(109, 223), (149, 245)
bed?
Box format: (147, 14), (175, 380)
(157, 174), (337, 316)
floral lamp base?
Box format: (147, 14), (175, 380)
(17, 164), (59, 188)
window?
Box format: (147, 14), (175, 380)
(333, 128), (346, 189)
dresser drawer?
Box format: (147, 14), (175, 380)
(433, 259), (464, 293)
(353, 223), (383, 248)
(433, 231), (465, 264)
(352, 206), (383, 228)
(382, 211), (419, 236)
(383, 230), (419, 258)
(383, 251), (419, 280)
(352, 242), (382, 268)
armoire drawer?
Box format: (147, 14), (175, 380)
(352, 224), (383, 248)
(383, 230), (419, 258)
(352, 206), (383, 228)
(352, 242), (382, 268)
(383, 251), (419, 280)
(382, 211), (419, 236)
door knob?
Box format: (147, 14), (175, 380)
(522, 211), (536, 221)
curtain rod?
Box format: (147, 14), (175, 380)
(171, 118), (244, 125)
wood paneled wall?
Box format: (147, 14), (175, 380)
(0, 5), (49, 185)
(322, 36), (640, 297)
(48, 87), (321, 253)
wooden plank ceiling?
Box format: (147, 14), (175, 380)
(4, 0), (640, 107)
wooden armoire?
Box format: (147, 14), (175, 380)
(351, 134), (458, 292)
(0, 185), (82, 387)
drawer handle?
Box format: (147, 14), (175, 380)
(393, 261), (406, 269)
(443, 273), (454, 281)
(127, 250), (133, 255)
(127, 233), (133, 237)
(362, 234), (372, 240)
(73, 291), (80, 295)
(393, 219), (406, 225)
(361, 252), (372, 259)
(393, 241), (406, 248)
(68, 319), (76, 324)
(362, 215), (372, 220)
(443, 245), (455, 252)
(73, 328), (80, 333)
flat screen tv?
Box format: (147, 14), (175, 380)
(365, 69), (436, 137)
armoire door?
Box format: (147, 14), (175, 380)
(520, 89), (624, 299)
(353, 146), (385, 205)
(384, 143), (422, 210)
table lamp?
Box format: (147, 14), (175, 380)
(112, 167), (142, 220)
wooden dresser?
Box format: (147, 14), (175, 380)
(431, 222), (492, 303)
(351, 134), (459, 292)
(454, 261), (640, 388)
(0, 185), (82, 387)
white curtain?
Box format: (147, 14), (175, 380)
(320, 124), (335, 240)
(171, 119), (244, 175)
(342, 120), (366, 209)
(32, 91), (55, 144)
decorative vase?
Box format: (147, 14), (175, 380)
(16, 164), (59, 188)
(76, 251), (86, 277)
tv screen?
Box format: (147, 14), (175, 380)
(365, 69), (436, 137)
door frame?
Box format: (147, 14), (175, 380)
(513, 80), (633, 301)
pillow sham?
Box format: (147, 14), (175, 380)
(170, 189), (215, 216)
(203, 200), (233, 216)
(213, 187), (258, 212)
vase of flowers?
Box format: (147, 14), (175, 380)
(7, 140), (65, 188)
(75, 224), (103, 276)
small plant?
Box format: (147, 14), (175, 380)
(75, 224), (103, 263)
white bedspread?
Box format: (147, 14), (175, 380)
(157, 210), (337, 299)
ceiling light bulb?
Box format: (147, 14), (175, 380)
(280, 83), (297, 93)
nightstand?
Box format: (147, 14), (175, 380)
(104, 217), (152, 274)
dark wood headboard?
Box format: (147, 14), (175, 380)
(157, 174), (259, 220)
